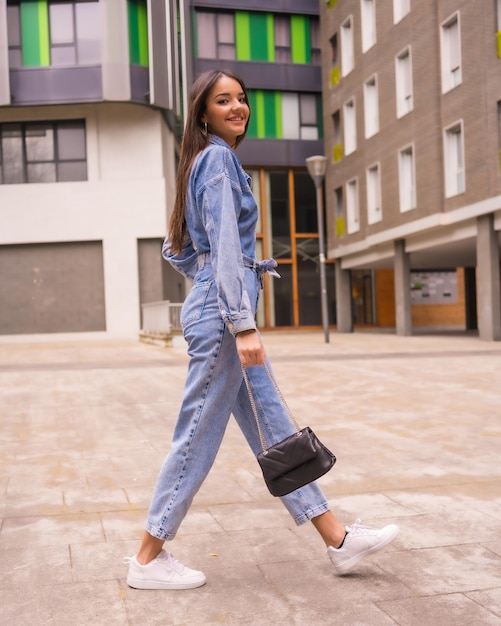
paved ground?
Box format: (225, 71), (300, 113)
(1, 329), (500, 626)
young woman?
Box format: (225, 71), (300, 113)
(124, 70), (398, 590)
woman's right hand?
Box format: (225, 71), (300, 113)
(235, 330), (266, 368)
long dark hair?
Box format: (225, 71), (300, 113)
(168, 69), (251, 255)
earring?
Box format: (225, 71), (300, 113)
(203, 122), (208, 134)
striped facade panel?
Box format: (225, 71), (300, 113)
(246, 90), (321, 140)
(291, 15), (310, 64)
(20, 0), (49, 67)
(128, 0), (149, 66)
(233, 11), (313, 64)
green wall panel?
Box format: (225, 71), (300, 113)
(263, 91), (278, 138)
(274, 92), (282, 138)
(137, 1), (149, 66)
(21, 0), (49, 67)
(266, 15), (275, 62)
(247, 90), (258, 138)
(291, 15), (310, 64)
(128, 0), (149, 66)
(249, 13), (269, 61)
(235, 12), (251, 61)
(255, 91), (266, 138)
(248, 90), (280, 139)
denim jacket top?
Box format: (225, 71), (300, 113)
(163, 135), (277, 335)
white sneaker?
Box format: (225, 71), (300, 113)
(327, 519), (399, 575)
(124, 549), (207, 590)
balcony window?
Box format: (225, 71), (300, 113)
(396, 47), (413, 118)
(366, 163), (382, 224)
(197, 11), (235, 60)
(364, 75), (379, 138)
(346, 178), (360, 234)
(7, 0), (100, 68)
(340, 15), (354, 76)
(444, 122), (465, 197)
(440, 13), (461, 92)
(274, 15), (291, 63)
(343, 98), (357, 155)
(361, 0), (376, 52)
(393, 0), (410, 24)
(398, 145), (416, 212)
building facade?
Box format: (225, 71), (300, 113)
(320, 0), (501, 340)
(0, 0), (184, 338)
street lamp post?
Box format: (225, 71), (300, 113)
(306, 155), (329, 343)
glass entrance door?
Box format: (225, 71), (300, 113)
(250, 168), (337, 329)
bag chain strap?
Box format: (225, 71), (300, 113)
(241, 363), (301, 454)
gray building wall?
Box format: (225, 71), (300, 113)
(320, 0), (501, 339)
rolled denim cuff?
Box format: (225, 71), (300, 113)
(224, 312), (257, 336)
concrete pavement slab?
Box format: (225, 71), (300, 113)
(1, 330), (501, 625)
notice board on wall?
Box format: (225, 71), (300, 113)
(410, 270), (458, 305)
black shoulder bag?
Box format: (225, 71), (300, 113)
(242, 364), (336, 497)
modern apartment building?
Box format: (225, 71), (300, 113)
(321, 0), (501, 340)
(0, 0), (185, 338)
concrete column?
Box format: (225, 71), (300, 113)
(0, 1), (11, 106)
(394, 239), (412, 336)
(476, 214), (501, 341)
(335, 260), (353, 333)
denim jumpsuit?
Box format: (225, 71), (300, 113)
(145, 135), (329, 540)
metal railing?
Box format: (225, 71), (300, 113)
(141, 300), (183, 335)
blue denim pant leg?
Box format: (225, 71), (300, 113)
(145, 277), (244, 539)
(232, 362), (330, 526)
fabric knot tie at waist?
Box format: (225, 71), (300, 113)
(243, 255), (280, 288)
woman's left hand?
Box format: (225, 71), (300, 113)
(236, 330), (266, 367)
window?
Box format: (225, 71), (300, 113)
(299, 94), (319, 139)
(332, 110), (342, 161)
(366, 163), (382, 224)
(393, 0), (410, 24)
(7, 0), (100, 68)
(444, 122), (465, 197)
(7, 4), (22, 68)
(440, 13), (462, 92)
(334, 186), (345, 236)
(274, 15), (291, 63)
(329, 33), (339, 86)
(361, 0), (376, 52)
(396, 47), (413, 117)
(197, 11), (235, 60)
(310, 19), (322, 64)
(49, 1), (100, 66)
(364, 75), (379, 138)
(346, 178), (360, 234)
(281, 93), (319, 139)
(340, 16), (354, 76)
(0, 121), (87, 184)
(343, 98), (357, 155)
(398, 145), (416, 212)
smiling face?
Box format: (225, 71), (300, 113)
(201, 75), (250, 148)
